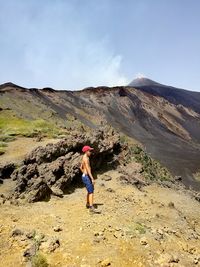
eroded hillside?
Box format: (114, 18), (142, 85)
(1, 81), (200, 189)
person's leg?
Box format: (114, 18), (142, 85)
(86, 193), (90, 208)
(88, 192), (99, 213)
(88, 193), (93, 207)
(85, 176), (97, 212)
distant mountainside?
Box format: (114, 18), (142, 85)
(129, 77), (163, 87)
(129, 77), (200, 113)
(0, 79), (200, 190)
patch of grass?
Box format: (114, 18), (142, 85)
(134, 222), (146, 234)
(0, 95), (93, 139)
(126, 222), (147, 236)
(0, 142), (8, 147)
(126, 222), (147, 234)
(0, 134), (16, 142)
(31, 252), (48, 267)
(0, 110), (65, 139)
(120, 133), (138, 145)
(120, 134), (128, 144)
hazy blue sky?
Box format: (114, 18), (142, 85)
(0, 0), (200, 91)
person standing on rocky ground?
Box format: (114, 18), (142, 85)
(80, 145), (99, 214)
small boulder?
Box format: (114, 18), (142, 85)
(193, 256), (200, 264)
(106, 188), (115, 193)
(102, 175), (112, 181)
(51, 187), (64, 198)
(156, 253), (179, 264)
(26, 230), (36, 239)
(47, 237), (60, 252)
(99, 259), (111, 266)
(23, 244), (37, 258)
(27, 180), (52, 202)
(11, 228), (24, 237)
(168, 201), (175, 208)
(0, 163), (16, 179)
(175, 176), (182, 181)
(140, 237), (148, 245)
(53, 226), (62, 232)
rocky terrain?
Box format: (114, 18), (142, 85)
(0, 126), (200, 267)
(1, 78), (200, 190)
(0, 79), (200, 266)
(6, 127), (121, 202)
(0, 162), (200, 267)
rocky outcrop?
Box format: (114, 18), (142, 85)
(9, 127), (121, 202)
(0, 163), (16, 180)
(118, 162), (148, 189)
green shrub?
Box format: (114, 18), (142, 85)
(134, 222), (146, 234)
(120, 135), (128, 144)
(0, 110), (64, 139)
(31, 252), (48, 267)
(0, 142), (8, 147)
(0, 134), (16, 142)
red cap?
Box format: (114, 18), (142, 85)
(82, 145), (94, 153)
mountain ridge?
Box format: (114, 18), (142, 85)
(1, 77), (200, 93)
(128, 78), (200, 114)
(0, 79), (200, 190)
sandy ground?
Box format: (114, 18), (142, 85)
(0, 169), (200, 267)
(0, 137), (61, 165)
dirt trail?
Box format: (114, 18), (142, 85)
(0, 137), (61, 165)
(0, 169), (200, 267)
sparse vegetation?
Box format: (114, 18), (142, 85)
(0, 141), (8, 147)
(126, 222), (147, 235)
(119, 133), (138, 145)
(31, 252), (48, 267)
(134, 222), (147, 234)
(125, 142), (173, 181)
(0, 110), (66, 139)
(0, 134), (16, 142)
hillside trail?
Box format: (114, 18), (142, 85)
(0, 169), (200, 267)
(0, 137), (61, 165)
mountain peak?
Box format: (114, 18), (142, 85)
(128, 77), (163, 87)
(0, 82), (26, 90)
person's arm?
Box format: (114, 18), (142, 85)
(80, 162), (84, 173)
(85, 157), (95, 184)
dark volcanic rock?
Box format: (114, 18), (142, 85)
(11, 228), (24, 237)
(118, 162), (148, 189)
(0, 163), (16, 179)
(119, 174), (148, 189)
(9, 127), (121, 202)
(26, 179), (52, 202)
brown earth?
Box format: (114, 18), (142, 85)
(0, 137), (61, 165)
(0, 169), (200, 267)
(0, 79), (200, 267)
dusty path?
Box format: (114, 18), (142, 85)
(0, 170), (200, 267)
(0, 137), (61, 165)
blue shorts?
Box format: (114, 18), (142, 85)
(82, 174), (94, 194)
